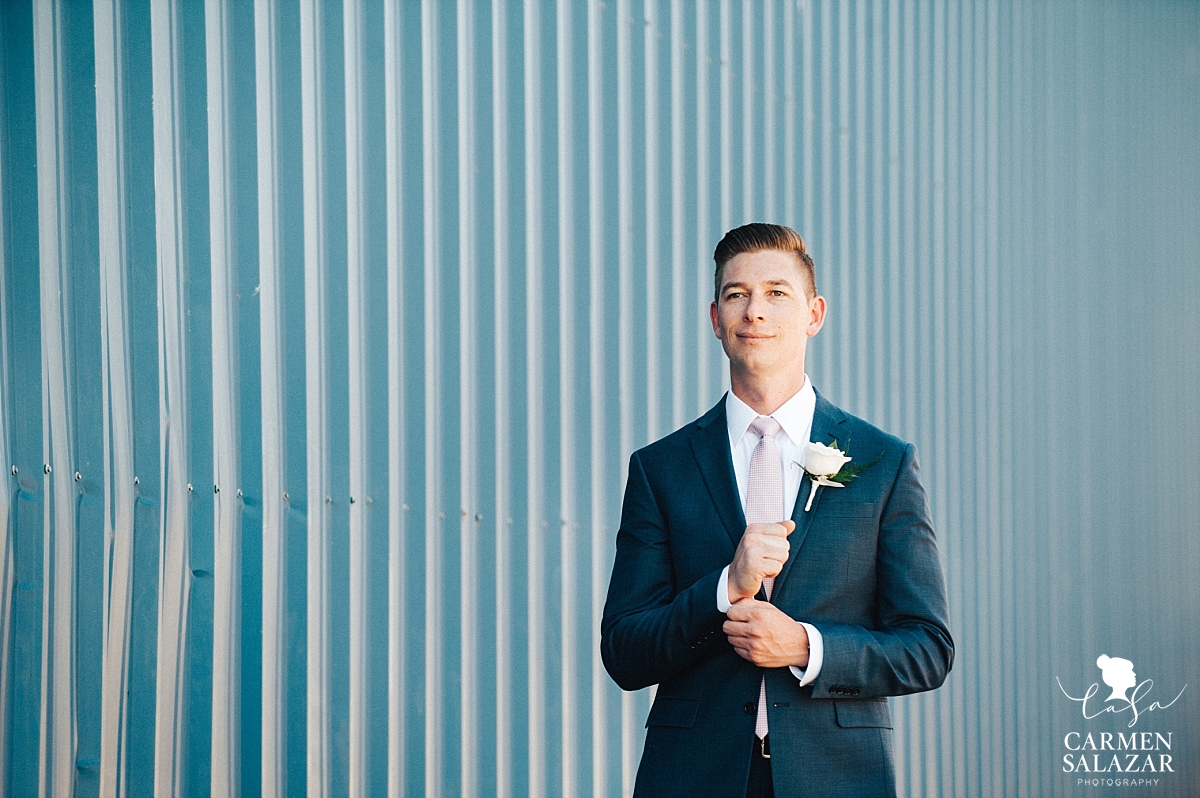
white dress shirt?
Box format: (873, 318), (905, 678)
(716, 378), (825, 686)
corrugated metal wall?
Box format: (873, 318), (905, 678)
(1, 1), (1198, 797)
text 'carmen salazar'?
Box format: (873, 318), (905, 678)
(1062, 732), (1173, 774)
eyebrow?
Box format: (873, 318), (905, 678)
(720, 279), (795, 294)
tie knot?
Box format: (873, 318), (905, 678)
(749, 416), (783, 440)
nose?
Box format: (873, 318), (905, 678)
(743, 292), (768, 320)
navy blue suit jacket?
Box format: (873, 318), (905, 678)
(601, 392), (953, 798)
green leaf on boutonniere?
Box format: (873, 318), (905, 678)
(825, 439), (883, 484)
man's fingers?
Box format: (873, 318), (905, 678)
(752, 522), (792, 538)
(726, 598), (761, 622)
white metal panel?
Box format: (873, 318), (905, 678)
(32, 1), (78, 794)
(204, 1), (243, 795)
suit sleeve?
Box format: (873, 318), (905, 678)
(809, 443), (955, 698)
(600, 451), (729, 691)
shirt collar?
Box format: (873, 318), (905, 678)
(725, 376), (816, 449)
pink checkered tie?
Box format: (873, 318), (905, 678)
(746, 416), (783, 740)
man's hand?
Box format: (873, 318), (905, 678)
(723, 599), (810, 668)
(727, 520), (795, 603)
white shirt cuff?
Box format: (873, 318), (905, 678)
(717, 565), (733, 613)
(789, 623), (824, 686)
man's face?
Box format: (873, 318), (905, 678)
(709, 249), (826, 381)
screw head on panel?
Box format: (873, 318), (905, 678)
(11, 465), (17, 475)
(187, 483), (193, 493)
(44, 464), (51, 475)
(74, 472), (81, 482)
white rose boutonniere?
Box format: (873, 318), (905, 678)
(795, 440), (883, 511)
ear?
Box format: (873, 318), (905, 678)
(710, 300), (721, 338)
(806, 295), (827, 337)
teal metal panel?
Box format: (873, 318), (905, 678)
(1, 1), (1198, 796)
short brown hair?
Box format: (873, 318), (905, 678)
(713, 223), (817, 301)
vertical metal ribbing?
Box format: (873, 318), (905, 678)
(850, 0), (869, 398)
(967, 3), (988, 793)
(983, 1), (1004, 793)
(383, 2), (406, 794)
(553, 3), (579, 793)
(717, 0), (731, 231)
(832, 0), (851, 399)
(343, 0), (368, 795)
(883, 0), (901, 430)
(1006, 5), (1027, 796)
(926, 2), (950, 795)
(419, 2), (442, 795)
(800, 0), (816, 250)
(867, 0), (887, 452)
(585, 1), (607, 794)
(299, 0), (331, 794)
(521, 1), (547, 794)
(0, 31), (13, 796)
(454, 1), (479, 795)
(740, 0), (754, 221)
(205, 0), (242, 792)
(643, 0), (662, 440)
(93, 0), (137, 794)
(761, 1), (777, 222)
(490, 1), (513, 794)
(694, 1), (713, 405)
(615, 0), (639, 791)
(32, 2), (77, 795)
(943, 4), (967, 793)
(899, 1), (918, 437)
(254, 0), (287, 793)
(782, 0), (796, 228)
(668, 0), (686, 428)
(149, 0), (193, 792)
(814, 1), (834, 386)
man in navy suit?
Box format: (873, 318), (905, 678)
(601, 224), (953, 798)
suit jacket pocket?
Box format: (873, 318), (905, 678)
(833, 698), (892, 729)
(645, 697), (701, 728)
(818, 501), (877, 519)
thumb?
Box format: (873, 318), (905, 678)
(781, 520), (796, 535)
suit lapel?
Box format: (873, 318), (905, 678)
(688, 395), (747, 549)
(774, 391), (848, 592)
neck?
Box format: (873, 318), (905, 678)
(729, 369), (806, 416)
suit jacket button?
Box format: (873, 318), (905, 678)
(743, 702), (756, 716)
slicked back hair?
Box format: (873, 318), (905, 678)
(713, 223), (817, 302)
